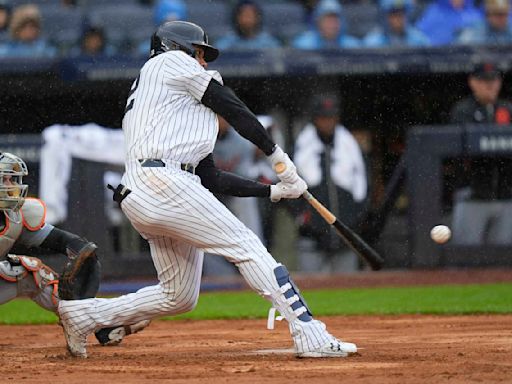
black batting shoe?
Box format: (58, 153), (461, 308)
(94, 320), (151, 346)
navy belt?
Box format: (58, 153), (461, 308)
(138, 159), (195, 174)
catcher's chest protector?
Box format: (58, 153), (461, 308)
(0, 211), (23, 258)
(0, 199), (46, 258)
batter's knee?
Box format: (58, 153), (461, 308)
(159, 286), (199, 315)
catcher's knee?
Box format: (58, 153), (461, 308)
(0, 255), (59, 306)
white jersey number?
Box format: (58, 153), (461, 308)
(124, 75), (140, 115)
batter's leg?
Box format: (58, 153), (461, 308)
(59, 236), (203, 338)
(59, 172), (353, 357)
(123, 176), (352, 355)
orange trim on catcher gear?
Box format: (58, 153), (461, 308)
(0, 212), (10, 236)
(0, 270), (27, 282)
(51, 280), (59, 306)
(21, 198), (47, 231)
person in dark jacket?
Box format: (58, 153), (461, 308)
(449, 61), (512, 245)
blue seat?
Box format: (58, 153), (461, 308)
(39, 5), (85, 50)
(343, 3), (380, 39)
(261, 2), (306, 43)
(187, 1), (229, 37)
(10, 0), (61, 6)
(88, 4), (153, 49)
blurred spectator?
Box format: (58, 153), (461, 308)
(449, 61), (512, 245)
(213, 115), (264, 241)
(293, 94), (368, 272)
(154, 0), (187, 25)
(0, 0), (10, 43)
(216, 0), (281, 50)
(415, 0), (482, 45)
(451, 62), (512, 124)
(203, 115), (264, 276)
(364, 0), (430, 47)
(0, 1), (11, 32)
(247, 115), (285, 248)
(0, 4), (56, 58)
(292, 0), (360, 49)
(458, 0), (512, 44)
(61, 0), (78, 7)
(137, 0), (187, 56)
(70, 26), (116, 58)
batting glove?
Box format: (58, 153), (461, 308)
(270, 180), (307, 202)
(268, 145), (299, 184)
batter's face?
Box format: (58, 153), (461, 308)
(194, 47), (207, 68)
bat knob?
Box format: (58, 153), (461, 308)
(274, 162), (286, 173)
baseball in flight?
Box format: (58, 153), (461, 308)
(430, 225), (451, 244)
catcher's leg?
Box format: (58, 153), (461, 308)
(0, 255), (59, 312)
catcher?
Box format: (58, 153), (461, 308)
(0, 152), (149, 345)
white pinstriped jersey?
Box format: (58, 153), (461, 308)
(122, 51), (222, 166)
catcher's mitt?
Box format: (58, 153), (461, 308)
(58, 241), (101, 300)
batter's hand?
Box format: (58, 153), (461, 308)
(270, 180), (307, 202)
(268, 145), (299, 184)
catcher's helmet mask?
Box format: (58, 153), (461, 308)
(150, 21), (219, 62)
(0, 152), (28, 212)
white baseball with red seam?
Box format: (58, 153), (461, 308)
(430, 225), (451, 244)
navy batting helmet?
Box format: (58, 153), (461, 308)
(150, 21), (219, 62)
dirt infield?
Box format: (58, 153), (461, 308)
(1, 269), (511, 384)
(1, 315), (511, 384)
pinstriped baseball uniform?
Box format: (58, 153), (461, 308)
(59, 50), (340, 354)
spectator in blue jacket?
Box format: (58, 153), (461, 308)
(138, 0), (187, 56)
(69, 26), (116, 58)
(292, 0), (360, 49)
(0, 4), (56, 58)
(364, 0), (430, 47)
(216, 1), (281, 50)
(458, 0), (512, 44)
(153, 0), (186, 25)
(415, 0), (482, 45)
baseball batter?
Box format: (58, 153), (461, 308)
(0, 152), (148, 346)
(58, 21), (358, 359)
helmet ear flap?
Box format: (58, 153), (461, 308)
(149, 32), (164, 58)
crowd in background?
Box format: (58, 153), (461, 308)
(0, 0), (511, 59)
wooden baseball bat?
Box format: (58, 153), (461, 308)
(275, 163), (384, 271)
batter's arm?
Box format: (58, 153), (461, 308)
(201, 79), (275, 156)
(196, 154), (270, 197)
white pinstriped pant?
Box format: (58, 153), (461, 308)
(61, 163), (332, 352)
